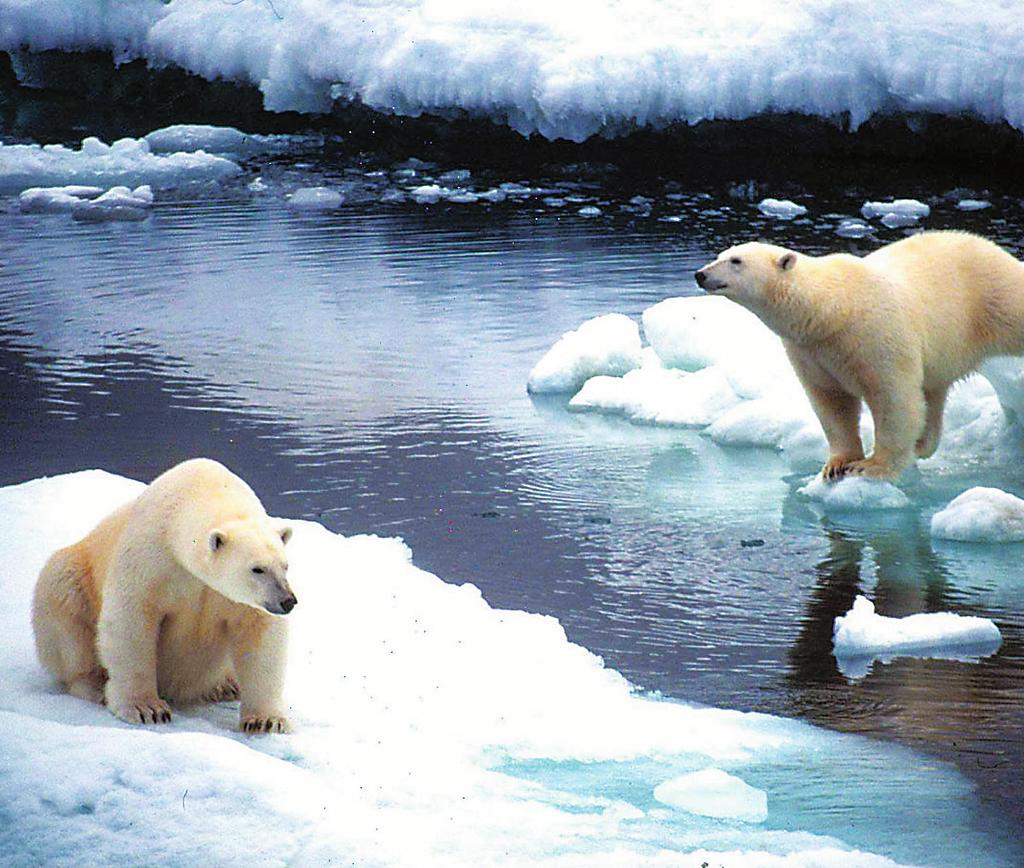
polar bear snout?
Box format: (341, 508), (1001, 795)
(260, 576), (298, 615)
(694, 266), (726, 293)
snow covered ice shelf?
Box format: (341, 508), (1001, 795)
(5, 1), (1024, 141)
(0, 470), (1001, 867)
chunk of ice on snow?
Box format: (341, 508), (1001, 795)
(757, 198), (807, 219)
(832, 596), (1002, 672)
(527, 314), (643, 394)
(931, 487), (1024, 542)
(654, 769), (768, 823)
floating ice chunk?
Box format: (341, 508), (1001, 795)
(757, 198), (807, 219)
(478, 188), (508, 203)
(71, 184), (153, 222)
(578, 205), (602, 217)
(445, 191), (479, 204)
(410, 184), (444, 203)
(654, 769), (768, 823)
(880, 212), (921, 229)
(0, 136), (239, 194)
(19, 185), (100, 212)
(287, 187), (344, 210)
(543, 197), (567, 207)
(527, 314), (643, 394)
(798, 475), (910, 510)
(861, 199), (930, 221)
(832, 596), (1002, 678)
(569, 364), (741, 427)
(931, 487), (1024, 542)
(143, 124), (297, 156)
(956, 199), (991, 211)
(438, 169), (472, 185)
(836, 218), (872, 238)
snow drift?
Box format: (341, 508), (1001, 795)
(3, 1), (1024, 141)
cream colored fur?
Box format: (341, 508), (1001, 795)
(696, 231), (1024, 479)
(32, 458), (296, 733)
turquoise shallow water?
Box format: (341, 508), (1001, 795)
(2, 160), (1023, 864)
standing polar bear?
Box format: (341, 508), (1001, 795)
(695, 231), (1024, 479)
(32, 458), (297, 733)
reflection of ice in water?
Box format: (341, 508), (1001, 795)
(0, 471), (1003, 867)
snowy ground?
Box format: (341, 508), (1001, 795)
(0, 470), (994, 867)
(3, 2), (1024, 141)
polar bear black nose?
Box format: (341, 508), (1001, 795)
(695, 270), (707, 287)
(279, 595), (297, 614)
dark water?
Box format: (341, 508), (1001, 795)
(2, 153), (1023, 864)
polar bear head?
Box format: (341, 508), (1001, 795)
(694, 242), (799, 309)
(203, 520), (296, 615)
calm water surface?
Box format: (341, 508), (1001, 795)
(2, 158), (1023, 863)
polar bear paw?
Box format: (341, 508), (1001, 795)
(838, 456), (896, 480)
(108, 693), (172, 725)
(821, 454), (862, 480)
(202, 676), (240, 703)
(241, 713), (291, 735)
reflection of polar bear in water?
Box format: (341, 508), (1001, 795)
(696, 231), (1024, 480)
(32, 458), (296, 733)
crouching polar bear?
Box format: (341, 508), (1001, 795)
(696, 231), (1024, 480)
(32, 458), (296, 733)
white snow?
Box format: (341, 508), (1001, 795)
(287, 186), (344, 210)
(832, 596), (1002, 677)
(0, 470), (923, 867)
(653, 768), (768, 823)
(931, 487), (1024, 543)
(757, 198), (807, 220)
(0, 136), (239, 194)
(5, 2), (1024, 142)
(527, 313), (643, 394)
(798, 476), (911, 511)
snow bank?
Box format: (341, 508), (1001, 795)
(931, 487), (1024, 543)
(526, 314), (642, 394)
(0, 136), (239, 194)
(653, 768), (768, 823)
(5, 2), (1024, 141)
(531, 295), (1024, 482)
(832, 596), (1002, 679)
(0, 470), (924, 866)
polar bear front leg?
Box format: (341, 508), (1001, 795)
(232, 618), (291, 734)
(97, 585), (172, 724)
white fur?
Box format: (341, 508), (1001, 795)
(696, 232), (1024, 479)
(32, 458), (296, 733)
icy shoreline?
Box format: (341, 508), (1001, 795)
(4, 1), (1024, 146)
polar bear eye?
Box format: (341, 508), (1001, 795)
(251, 566), (265, 575)
(729, 257), (742, 266)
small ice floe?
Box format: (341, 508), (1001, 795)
(287, 187), (344, 210)
(0, 136), (239, 194)
(757, 198), (807, 219)
(861, 199), (930, 226)
(410, 184), (444, 204)
(798, 475), (910, 510)
(143, 124), (299, 156)
(20, 184), (153, 221)
(930, 487), (1024, 542)
(653, 769), (768, 823)
(956, 198), (991, 211)
(577, 205), (602, 217)
(72, 185), (154, 222)
(438, 169), (471, 185)
(832, 596), (1002, 679)
(527, 313), (642, 394)
(835, 218), (872, 238)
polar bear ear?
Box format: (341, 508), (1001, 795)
(278, 525), (293, 545)
(778, 252), (797, 271)
(209, 530), (227, 552)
